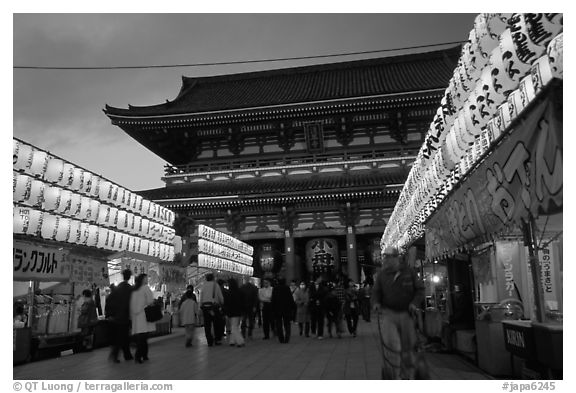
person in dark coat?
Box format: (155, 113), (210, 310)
(344, 279), (360, 337)
(78, 289), (98, 350)
(224, 278), (245, 347)
(105, 269), (134, 362)
(239, 277), (259, 339)
(309, 279), (328, 339)
(271, 277), (296, 343)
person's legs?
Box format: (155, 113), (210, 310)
(275, 315), (285, 343)
(317, 310), (324, 338)
(231, 316), (244, 346)
(119, 323), (133, 360)
(398, 312), (418, 379)
(304, 322), (310, 337)
(262, 304), (271, 339)
(202, 309), (214, 346)
(283, 314), (291, 343)
(352, 310), (359, 336)
(142, 333), (149, 361)
(108, 323), (120, 361)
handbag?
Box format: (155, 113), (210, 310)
(144, 302), (163, 322)
(200, 283), (219, 314)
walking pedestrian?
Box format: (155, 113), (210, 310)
(224, 278), (245, 347)
(289, 280), (298, 322)
(309, 279), (328, 339)
(271, 277), (296, 343)
(372, 246), (425, 379)
(129, 273), (156, 364)
(293, 281), (311, 337)
(360, 281), (373, 322)
(198, 273), (225, 346)
(77, 289), (98, 350)
(324, 284), (342, 338)
(239, 277), (259, 340)
(179, 289), (199, 347)
(258, 278), (274, 340)
(344, 279), (360, 337)
(105, 269), (133, 363)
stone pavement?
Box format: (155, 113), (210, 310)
(13, 318), (493, 380)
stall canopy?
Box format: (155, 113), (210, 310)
(426, 84), (562, 260)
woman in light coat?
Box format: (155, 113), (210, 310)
(179, 289), (199, 347)
(130, 273), (156, 363)
(294, 282), (311, 337)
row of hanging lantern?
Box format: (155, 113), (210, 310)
(13, 205), (175, 261)
(13, 138), (174, 227)
(13, 171), (176, 244)
(382, 13), (563, 252)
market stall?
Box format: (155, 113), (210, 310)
(380, 13), (563, 379)
(13, 138), (177, 362)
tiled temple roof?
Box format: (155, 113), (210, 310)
(104, 46), (460, 117)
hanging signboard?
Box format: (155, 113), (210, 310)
(197, 238), (253, 266)
(197, 224), (254, 256)
(495, 242), (524, 303)
(425, 92), (562, 260)
(13, 241), (70, 282)
(198, 254), (254, 276)
(69, 255), (110, 286)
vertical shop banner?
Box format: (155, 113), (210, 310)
(69, 255), (110, 286)
(539, 243), (559, 311)
(495, 242), (524, 303)
(120, 258), (149, 277)
(13, 241), (70, 282)
(426, 92), (562, 260)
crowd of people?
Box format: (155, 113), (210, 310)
(179, 273), (373, 348)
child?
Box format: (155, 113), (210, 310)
(179, 289), (199, 347)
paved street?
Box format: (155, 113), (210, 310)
(14, 319), (492, 380)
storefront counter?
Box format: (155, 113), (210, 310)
(476, 319), (512, 376)
(532, 322), (562, 371)
(424, 308), (443, 338)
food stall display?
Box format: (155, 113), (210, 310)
(13, 138), (177, 362)
(379, 13), (562, 379)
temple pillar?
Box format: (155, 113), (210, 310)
(346, 225), (359, 282)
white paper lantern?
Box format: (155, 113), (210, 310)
(14, 143), (33, 172)
(116, 210), (127, 230)
(141, 199), (150, 217)
(485, 13), (512, 40)
(547, 33), (563, 79)
(58, 163), (75, 188)
(475, 14), (498, 60)
(485, 118), (501, 145)
(67, 220), (81, 244)
(126, 213), (135, 233)
(109, 184), (119, 205)
(461, 36), (482, 82)
(86, 225), (100, 247)
(506, 89), (522, 121)
(44, 158), (65, 183)
(524, 13), (563, 51)
(69, 167), (84, 191)
(107, 207), (119, 228)
(23, 179), (45, 208)
(55, 217), (71, 242)
(456, 111), (476, 146)
(79, 171), (93, 195)
(29, 150), (49, 177)
(88, 199), (101, 223)
(14, 206), (29, 234)
(40, 213), (59, 240)
(97, 204), (110, 225)
(56, 189), (73, 215)
(78, 196), (91, 220)
(141, 239), (150, 255)
(96, 227), (110, 249)
(42, 185), (60, 212)
(13, 173), (32, 203)
(98, 180), (112, 202)
(489, 44), (517, 98)
(499, 29), (532, 85)
(530, 55), (554, 95)
(518, 75), (536, 110)
(477, 65), (506, 119)
(132, 215), (142, 235)
(496, 101), (512, 133)
(79, 222), (90, 245)
(140, 218), (150, 237)
(89, 175), (101, 198)
(13, 139), (20, 165)
(68, 192), (82, 217)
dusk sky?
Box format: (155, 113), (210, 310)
(13, 12), (476, 192)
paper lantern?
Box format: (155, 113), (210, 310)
(98, 180), (112, 202)
(530, 55), (554, 95)
(116, 210), (127, 230)
(14, 143), (33, 172)
(485, 118), (501, 145)
(107, 207), (119, 228)
(517, 75), (536, 111)
(13, 140), (19, 166)
(56, 189), (73, 214)
(89, 175), (101, 198)
(456, 111), (476, 146)
(79, 222), (90, 245)
(88, 199), (101, 223)
(97, 204), (110, 225)
(55, 217), (71, 242)
(524, 13), (563, 50)
(462, 90), (486, 136)
(475, 14), (499, 60)
(96, 227), (110, 249)
(86, 225), (100, 247)
(132, 215), (142, 235)
(29, 150), (49, 177)
(42, 185), (60, 212)
(67, 220), (81, 244)
(69, 167), (84, 191)
(547, 33), (563, 79)
(489, 45), (517, 98)
(140, 239), (150, 255)
(140, 218), (150, 237)
(68, 192), (82, 217)
(23, 179), (45, 208)
(461, 35), (481, 82)
(58, 163), (75, 188)
(485, 13), (512, 40)
(13, 173), (32, 203)
(44, 158), (65, 183)
(496, 102), (512, 134)
(126, 213), (135, 233)
(477, 65), (506, 118)
(40, 214), (58, 240)
(109, 184), (119, 205)
(499, 29), (532, 85)
(441, 88), (457, 129)
(79, 171), (93, 195)
(506, 89), (522, 121)
(77, 196), (91, 220)
(15, 207), (44, 236)
(141, 199), (150, 217)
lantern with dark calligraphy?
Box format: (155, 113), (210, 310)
(258, 243), (279, 273)
(305, 238), (339, 275)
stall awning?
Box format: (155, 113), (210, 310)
(107, 250), (163, 264)
(425, 86), (562, 260)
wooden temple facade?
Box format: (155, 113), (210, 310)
(104, 46), (460, 283)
